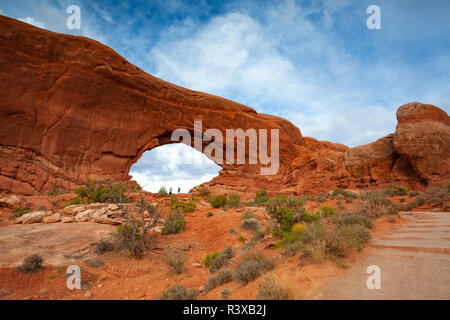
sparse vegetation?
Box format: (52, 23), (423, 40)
(199, 186), (211, 197)
(227, 193), (241, 208)
(221, 288), (231, 300)
(203, 251), (220, 267)
(254, 189), (270, 205)
(48, 184), (61, 196)
(360, 190), (397, 217)
(94, 240), (115, 255)
(73, 179), (130, 204)
(158, 186), (169, 197)
(257, 275), (296, 300)
(209, 246), (235, 273)
(315, 193), (327, 203)
(17, 254), (43, 274)
(206, 212), (214, 217)
(10, 207), (30, 219)
(336, 213), (373, 229)
(115, 193), (160, 259)
(205, 269), (234, 292)
(209, 194), (228, 208)
(162, 210), (186, 235)
(234, 249), (275, 284)
(158, 284), (199, 300)
(171, 197), (196, 213)
(162, 246), (187, 274)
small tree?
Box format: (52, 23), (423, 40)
(115, 191), (161, 259)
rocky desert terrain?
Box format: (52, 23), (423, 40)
(0, 15), (449, 300)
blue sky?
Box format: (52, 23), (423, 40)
(1, 0), (449, 192)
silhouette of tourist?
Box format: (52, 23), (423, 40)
(177, 187), (181, 193)
(169, 187), (172, 195)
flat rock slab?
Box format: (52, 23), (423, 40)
(0, 222), (116, 267)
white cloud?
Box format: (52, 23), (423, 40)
(19, 16), (46, 29)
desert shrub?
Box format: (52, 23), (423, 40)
(399, 197), (406, 203)
(227, 193), (241, 208)
(315, 193), (328, 203)
(409, 190), (420, 197)
(171, 199), (196, 213)
(162, 210), (186, 235)
(387, 185), (409, 196)
(209, 246), (235, 273)
(336, 214), (373, 229)
(317, 206), (339, 218)
(115, 195), (160, 258)
(240, 217), (261, 231)
(241, 210), (257, 220)
(294, 209), (320, 223)
(10, 207), (30, 219)
(48, 184), (61, 196)
(234, 250), (275, 284)
(292, 223), (307, 234)
(257, 275), (296, 300)
(17, 254), (43, 274)
(206, 212), (214, 217)
(65, 198), (83, 206)
(73, 179), (129, 204)
(238, 235), (245, 242)
(94, 240), (115, 255)
(199, 186), (211, 197)
(158, 186), (169, 197)
(163, 247), (187, 274)
(159, 284), (199, 300)
(336, 201), (345, 210)
(203, 251), (220, 267)
(421, 188), (448, 207)
(326, 224), (371, 258)
(221, 288), (231, 300)
(331, 188), (357, 199)
(360, 191), (396, 217)
(210, 195), (228, 208)
(254, 189), (270, 205)
(205, 269), (234, 292)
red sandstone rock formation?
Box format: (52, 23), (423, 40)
(0, 16), (448, 195)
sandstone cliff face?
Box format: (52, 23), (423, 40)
(0, 16), (448, 195)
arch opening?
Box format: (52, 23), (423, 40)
(129, 143), (222, 193)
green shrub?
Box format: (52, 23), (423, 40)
(254, 189), (270, 205)
(159, 284), (199, 300)
(331, 188), (356, 199)
(295, 209), (320, 223)
(203, 251), (220, 267)
(10, 207), (30, 219)
(162, 210), (186, 235)
(65, 198), (83, 206)
(205, 269), (234, 292)
(326, 224), (371, 258)
(163, 247), (187, 274)
(158, 186), (169, 197)
(171, 199), (196, 213)
(116, 225), (145, 258)
(409, 190), (420, 197)
(210, 195), (228, 208)
(17, 254), (43, 274)
(209, 246), (235, 273)
(315, 193), (327, 203)
(199, 186), (211, 197)
(227, 193), (241, 208)
(336, 214), (373, 229)
(234, 250), (275, 284)
(240, 218), (261, 231)
(241, 211), (257, 220)
(317, 206), (339, 217)
(73, 179), (129, 204)
(389, 185), (409, 196)
(48, 184), (61, 196)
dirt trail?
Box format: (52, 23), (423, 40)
(311, 211), (450, 299)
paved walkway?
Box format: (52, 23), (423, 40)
(313, 211), (450, 299)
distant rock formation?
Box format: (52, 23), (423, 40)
(0, 16), (448, 195)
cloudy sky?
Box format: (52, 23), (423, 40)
(1, 0), (449, 192)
